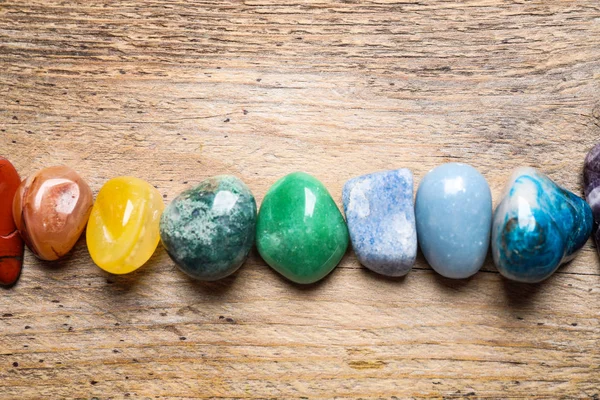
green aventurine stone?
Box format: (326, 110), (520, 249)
(256, 172), (349, 284)
(159, 175), (257, 281)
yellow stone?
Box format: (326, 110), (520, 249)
(87, 176), (164, 274)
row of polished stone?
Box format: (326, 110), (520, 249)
(1, 143), (599, 287)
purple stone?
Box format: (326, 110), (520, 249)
(584, 143), (600, 255)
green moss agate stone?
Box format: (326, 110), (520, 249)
(256, 172), (349, 284)
(159, 175), (257, 281)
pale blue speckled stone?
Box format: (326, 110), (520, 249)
(343, 169), (417, 277)
(415, 163), (492, 279)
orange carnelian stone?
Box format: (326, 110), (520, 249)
(13, 166), (93, 261)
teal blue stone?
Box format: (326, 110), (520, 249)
(159, 175), (257, 281)
(492, 167), (593, 283)
(415, 163), (492, 279)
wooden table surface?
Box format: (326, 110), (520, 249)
(1, 1), (600, 398)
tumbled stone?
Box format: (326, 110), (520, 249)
(256, 172), (349, 284)
(492, 167), (593, 283)
(415, 163), (492, 279)
(87, 176), (164, 274)
(342, 169), (416, 277)
(160, 175), (257, 281)
(584, 143), (600, 256)
(0, 157), (24, 286)
(13, 165), (93, 261)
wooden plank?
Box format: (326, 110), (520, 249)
(1, 0), (599, 398)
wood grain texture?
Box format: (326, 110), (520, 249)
(1, 0), (600, 398)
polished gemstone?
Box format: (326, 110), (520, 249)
(584, 143), (600, 256)
(415, 163), (492, 279)
(0, 157), (24, 286)
(87, 176), (164, 274)
(492, 167), (593, 283)
(256, 172), (349, 284)
(342, 169), (416, 277)
(13, 166), (93, 261)
(160, 175), (257, 281)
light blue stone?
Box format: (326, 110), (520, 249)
(492, 167), (593, 283)
(415, 163), (492, 279)
(343, 169), (417, 277)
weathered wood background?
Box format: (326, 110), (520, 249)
(1, 0), (600, 398)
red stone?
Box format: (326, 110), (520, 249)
(0, 157), (24, 286)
